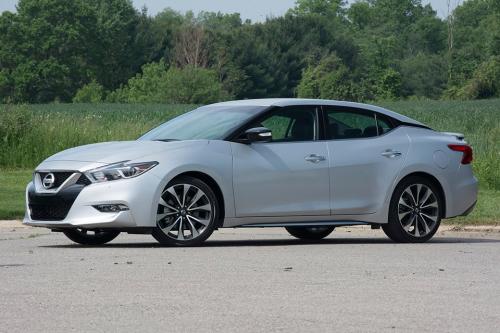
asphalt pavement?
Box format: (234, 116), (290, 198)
(1, 222), (499, 332)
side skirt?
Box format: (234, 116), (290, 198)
(51, 227), (155, 234)
(237, 221), (370, 228)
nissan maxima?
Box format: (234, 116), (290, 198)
(24, 99), (478, 246)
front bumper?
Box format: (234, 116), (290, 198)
(23, 171), (161, 229)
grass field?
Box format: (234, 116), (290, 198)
(0, 99), (499, 223)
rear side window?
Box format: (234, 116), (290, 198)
(375, 114), (395, 135)
(324, 107), (395, 140)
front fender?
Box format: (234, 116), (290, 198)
(147, 141), (235, 226)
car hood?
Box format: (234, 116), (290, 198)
(42, 140), (208, 166)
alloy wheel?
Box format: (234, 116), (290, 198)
(156, 183), (213, 241)
(398, 184), (439, 238)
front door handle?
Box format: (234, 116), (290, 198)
(305, 154), (326, 163)
(381, 150), (402, 158)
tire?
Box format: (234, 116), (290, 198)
(152, 176), (219, 246)
(285, 226), (335, 240)
(63, 229), (120, 245)
(383, 176), (443, 243)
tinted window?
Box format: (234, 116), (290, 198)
(250, 107), (318, 142)
(326, 109), (377, 139)
(375, 114), (394, 135)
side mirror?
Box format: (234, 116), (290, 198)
(241, 127), (272, 144)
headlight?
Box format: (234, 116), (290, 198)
(85, 161), (158, 183)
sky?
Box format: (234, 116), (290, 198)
(0, 0), (452, 20)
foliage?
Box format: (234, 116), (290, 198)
(449, 0), (500, 87)
(0, 0), (97, 103)
(0, 0), (498, 102)
(399, 53), (447, 99)
(289, 0), (346, 17)
(73, 81), (105, 103)
(459, 56), (500, 99)
(161, 66), (230, 104)
(107, 61), (228, 104)
(0, 103), (193, 168)
(297, 54), (362, 100)
(375, 68), (402, 100)
(89, 0), (147, 90)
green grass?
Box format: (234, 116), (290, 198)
(0, 99), (498, 223)
(0, 103), (195, 169)
(0, 170), (32, 220)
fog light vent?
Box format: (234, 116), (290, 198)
(93, 204), (129, 213)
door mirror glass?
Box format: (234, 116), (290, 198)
(243, 127), (272, 143)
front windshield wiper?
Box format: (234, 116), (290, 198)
(153, 139), (180, 142)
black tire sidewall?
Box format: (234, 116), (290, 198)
(63, 229), (120, 245)
(285, 226), (335, 240)
(152, 176), (219, 246)
(383, 176), (443, 243)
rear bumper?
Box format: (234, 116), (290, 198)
(460, 200), (477, 217)
(445, 174), (478, 218)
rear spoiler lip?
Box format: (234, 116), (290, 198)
(442, 132), (465, 141)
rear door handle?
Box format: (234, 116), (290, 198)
(305, 154), (326, 163)
(381, 150), (402, 158)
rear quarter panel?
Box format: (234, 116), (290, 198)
(396, 127), (478, 218)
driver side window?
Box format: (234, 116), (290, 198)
(255, 107), (318, 142)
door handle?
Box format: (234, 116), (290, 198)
(305, 154), (326, 163)
(381, 150), (402, 158)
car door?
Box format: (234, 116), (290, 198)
(231, 106), (330, 217)
(323, 106), (410, 215)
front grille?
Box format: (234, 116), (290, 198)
(29, 203), (73, 221)
(37, 172), (74, 188)
(76, 174), (92, 186)
(28, 173), (90, 221)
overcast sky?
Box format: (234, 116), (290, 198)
(0, 0), (452, 20)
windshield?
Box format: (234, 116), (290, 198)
(139, 105), (267, 141)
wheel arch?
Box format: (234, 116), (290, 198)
(171, 171), (226, 228)
(395, 171), (446, 218)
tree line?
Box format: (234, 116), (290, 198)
(0, 0), (498, 104)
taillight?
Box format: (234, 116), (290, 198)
(448, 144), (473, 164)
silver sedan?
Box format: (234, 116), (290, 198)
(24, 99), (478, 246)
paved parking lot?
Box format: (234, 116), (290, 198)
(1, 222), (499, 332)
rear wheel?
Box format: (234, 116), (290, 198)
(383, 176), (443, 243)
(152, 176), (219, 246)
(63, 229), (120, 245)
(285, 226), (335, 240)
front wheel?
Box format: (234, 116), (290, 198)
(383, 176), (443, 243)
(152, 176), (219, 246)
(285, 226), (335, 240)
(63, 229), (120, 245)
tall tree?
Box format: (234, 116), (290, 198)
(88, 0), (141, 90)
(0, 0), (99, 102)
(290, 0), (347, 17)
(173, 15), (209, 68)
